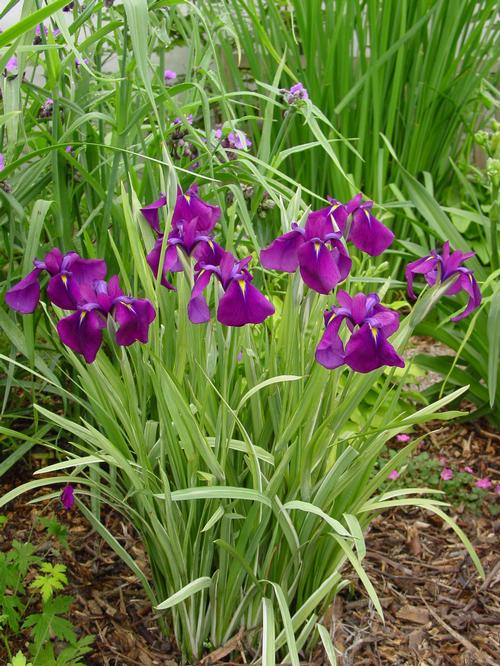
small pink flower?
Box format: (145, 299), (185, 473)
(464, 466), (474, 474)
(65, 145), (73, 153)
(61, 484), (75, 510)
(440, 468), (453, 481)
(475, 478), (492, 490)
(164, 69), (177, 82)
(0, 153), (4, 172)
(495, 485), (500, 495)
(396, 434), (410, 443)
(388, 470), (400, 481)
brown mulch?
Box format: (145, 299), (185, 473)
(0, 419), (498, 665)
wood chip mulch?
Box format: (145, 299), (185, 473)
(0, 418), (498, 665)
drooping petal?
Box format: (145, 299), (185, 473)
(260, 229), (304, 273)
(348, 207), (394, 256)
(315, 315), (345, 370)
(405, 255), (438, 299)
(46, 274), (81, 309)
(217, 279), (275, 327)
(450, 271), (482, 322)
(140, 195), (167, 233)
(146, 240), (176, 290)
(113, 298), (156, 346)
(297, 240), (341, 294)
(57, 309), (106, 363)
(5, 268), (42, 314)
(344, 323), (404, 373)
(188, 269), (213, 323)
(329, 239), (352, 281)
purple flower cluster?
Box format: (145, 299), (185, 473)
(140, 187), (274, 327)
(260, 193), (393, 294)
(5, 249), (155, 363)
(283, 82), (309, 104)
(315, 291), (404, 373)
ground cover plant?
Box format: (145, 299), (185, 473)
(0, 1), (497, 663)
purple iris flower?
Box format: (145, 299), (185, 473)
(57, 276), (156, 363)
(188, 249), (275, 327)
(260, 212), (352, 295)
(315, 290), (404, 373)
(0, 153), (4, 172)
(140, 185), (221, 289)
(405, 241), (481, 321)
(311, 194), (394, 257)
(61, 484), (75, 510)
(5, 248), (107, 314)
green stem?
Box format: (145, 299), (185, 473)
(490, 183), (499, 272)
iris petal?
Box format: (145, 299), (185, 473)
(5, 268), (42, 314)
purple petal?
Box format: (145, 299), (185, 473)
(297, 241), (341, 294)
(57, 310), (106, 363)
(172, 187), (221, 235)
(66, 257), (107, 284)
(113, 299), (156, 346)
(315, 315), (345, 369)
(344, 323), (404, 373)
(405, 255), (438, 299)
(146, 240), (176, 290)
(450, 272), (481, 321)
(348, 208), (394, 256)
(369, 304), (401, 337)
(188, 269), (213, 323)
(304, 208), (335, 240)
(44, 248), (64, 275)
(140, 195), (167, 233)
(260, 229), (304, 273)
(217, 279), (274, 327)
(46, 274), (81, 309)
(5, 269), (42, 314)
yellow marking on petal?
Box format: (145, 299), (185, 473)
(208, 240), (214, 251)
(184, 194), (191, 203)
(314, 242), (321, 256)
(80, 311), (87, 322)
(61, 274), (68, 286)
(123, 302), (135, 311)
(239, 279), (247, 296)
(328, 312), (336, 325)
(370, 326), (378, 342)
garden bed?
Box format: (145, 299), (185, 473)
(1, 419), (497, 665)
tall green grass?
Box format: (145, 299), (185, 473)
(199, 0), (498, 202)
